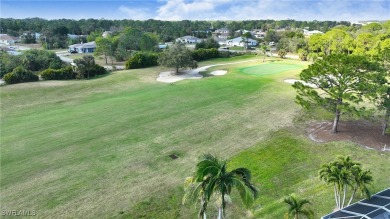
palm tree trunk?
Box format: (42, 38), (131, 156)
(382, 109), (389, 136)
(341, 184), (347, 208)
(332, 100), (342, 133)
(347, 189), (357, 206)
(333, 185), (339, 209)
(337, 185), (341, 209)
(218, 207), (223, 219)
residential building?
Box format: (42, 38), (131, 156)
(68, 41), (96, 53)
(251, 29), (266, 39)
(226, 37), (258, 47)
(102, 31), (112, 38)
(0, 34), (19, 45)
(176, 36), (202, 44)
(322, 187), (390, 219)
(213, 28), (230, 39)
(67, 34), (87, 39)
(303, 29), (324, 36)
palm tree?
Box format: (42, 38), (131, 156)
(319, 161), (342, 209)
(347, 166), (373, 206)
(191, 154), (258, 219)
(183, 177), (211, 219)
(319, 156), (372, 209)
(283, 194), (313, 219)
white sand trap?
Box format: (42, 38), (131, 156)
(284, 79), (317, 88)
(157, 59), (258, 83)
(210, 70), (227, 76)
(157, 70), (203, 83)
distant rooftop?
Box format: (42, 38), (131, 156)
(322, 188), (390, 219)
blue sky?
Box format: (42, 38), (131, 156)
(1, 0), (389, 21)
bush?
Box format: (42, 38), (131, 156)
(40, 66), (76, 80)
(218, 51), (245, 58)
(192, 48), (219, 61)
(21, 49), (64, 71)
(125, 52), (159, 69)
(298, 49), (308, 61)
(0, 50), (22, 77)
(3, 67), (39, 84)
(278, 49), (287, 58)
(89, 64), (107, 77)
(74, 55), (107, 79)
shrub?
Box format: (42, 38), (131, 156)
(3, 67), (39, 84)
(40, 66), (76, 80)
(21, 49), (64, 71)
(278, 49), (287, 58)
(192, 48), (219, 61)
(125, 52), (159, 69)
(298, 49), (308, 61)
(74, 55), (107, 79)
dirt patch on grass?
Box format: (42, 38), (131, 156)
(307, 120), (390, 151)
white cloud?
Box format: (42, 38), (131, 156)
(155, 0), (232, 20)
(119, 6), (151, 20)
(154, 0), (389, 21)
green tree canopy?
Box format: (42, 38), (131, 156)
(183, 154), (258, 219)
(283, 194), (313, 219)
(158, 43), (197, 74)
(293, 54), (386, 133)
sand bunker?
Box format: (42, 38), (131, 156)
(157, 60), (257, 83)
(210, 70), (227, 76)
(284, 79), (317, 88)
(157, 70), (203, 83)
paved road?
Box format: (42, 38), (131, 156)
(55, 51), (74, 63)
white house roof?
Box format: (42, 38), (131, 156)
(177, 36), (201, 41)
(226, 37), (257, 43)
(304, 29), (324, 35)
(69, 41), (96, 49)
(0, 34), (18, 41)
(215, 28), (230, 32)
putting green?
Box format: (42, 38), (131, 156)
(240, 62), (303, 76)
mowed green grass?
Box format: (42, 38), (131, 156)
(240, 62), (303, 76)
(1, 56), (388, 218)
(1, 56), (302, 218)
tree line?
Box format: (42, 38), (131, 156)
(1, 18), (350, 42)
(290, 21), (390, 135)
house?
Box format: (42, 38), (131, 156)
(176, 36), (202, 44)
(102, 31), (112, 38)
(67, 34), (87, 39)
(213, 37), (227, 46)
(226, 37), (258, 47)
(213, 28), (230, 39)
(251, 29), (266, 39)
(321, 187), (390, 219)
(68, 41), (96, 53)
(303, 29), (324, 36)
(0, 34), (19, 45)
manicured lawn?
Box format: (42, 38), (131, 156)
(239, 62), (303, 76)
(1, 57), (388, 218)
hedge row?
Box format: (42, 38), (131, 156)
(3, 67), (39, 84)
(125, 52), (159, 69)
(191, 48), (219, 61)
(40, 66), (76, 80)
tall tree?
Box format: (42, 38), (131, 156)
(95, 37), (114, 65)
(283, 194), (313, 219)
(319, 156), (373, 210)
(186, 154), (258, 219)
(158, 43), (197, 74)
(293, 54), (386, 133)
